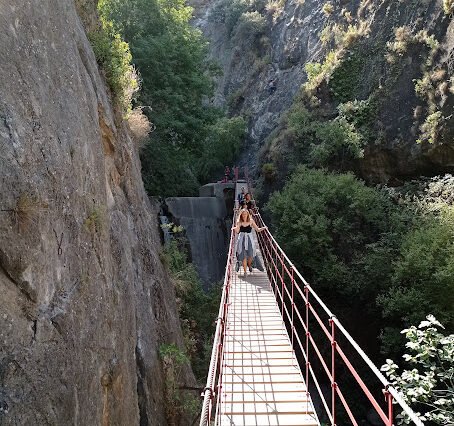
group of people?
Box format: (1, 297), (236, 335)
(233, 187), (267, 276)
(237, 186), (254, 210)
(222, 165), (239, 183)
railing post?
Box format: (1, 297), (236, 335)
(330, 317), (337, 426)
(384, 388), (394, 426)
(281, 255), (284, 316)
(274, 249), (279, 298)
(291, 266), (295, 349)
(305, 285), (310, 411)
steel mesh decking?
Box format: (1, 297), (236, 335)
(216, 254), (319, 426)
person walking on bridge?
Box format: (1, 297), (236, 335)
(233, 209), (266, 276)
(244, 192), (255, 210)
(237, 187), (246, 206)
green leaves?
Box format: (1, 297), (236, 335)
(89, 13), (138, 113)
(284, 104), (364, 169)
(381, 316), (454, 425)
(159, 343), (190, 367)
(379, 206), (454, 341)
(102, 0), (244, 196)
(266, 166), (397, 303)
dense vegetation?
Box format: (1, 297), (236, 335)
(97, 0), (246, 196)
(160, 236), (221, 380)
(266, 168), (454, 356)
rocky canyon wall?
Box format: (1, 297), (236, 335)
(0, 1), (192, 424)
(190, 0), (454, 184)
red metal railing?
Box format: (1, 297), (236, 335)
(252, 210), (420, 425)
(199, 208), (237, 426)
(200, 176), (424, 426)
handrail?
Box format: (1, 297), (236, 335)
(199, 171), (424, 426)
(199, 210), (237, 426)
(251, 209), (424, 426)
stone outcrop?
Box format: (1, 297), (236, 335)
(0, 1), (192, 424)
(191, 0), (326, 175)
(190, 0), (454, 184)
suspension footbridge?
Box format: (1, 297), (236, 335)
(199, 180), (423, 426)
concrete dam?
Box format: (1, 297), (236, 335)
(162, 182), (238, 289)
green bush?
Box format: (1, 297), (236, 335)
(417, 111), (443, 144)
(262, 163), (277, 182)
(233, 11), (267, 43)
(304, 51), (339, 91)
(285, 104), (364, 167)
(266, 166), (402, 302)
(161, 240), (222, 380)
(378, 207), (454, 346)
(89, 11), (138, 113)
(329, 53), (364, 102)
(305, 62), (323, 82)
(225, 0), (250, 35)
(198, 116), (246, 182)
(311, 116), (363, 165)
(337, 98), (378, 142)
(211, 0), (267, 35)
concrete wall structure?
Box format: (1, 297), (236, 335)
(165, 195), (231, 289)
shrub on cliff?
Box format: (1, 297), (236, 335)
(262, 163), (277, 182)
(89, 14), (138, 113)
(285, 103), (364, 169)
(232, 11), (266, 43)
(210, 0), (267, 36)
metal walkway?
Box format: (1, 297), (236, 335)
(218, 262), (319, 425)
(212, 182), (319, 425)
(200, 177), (424, 426)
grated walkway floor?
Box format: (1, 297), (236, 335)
(216, 260), (320, 425)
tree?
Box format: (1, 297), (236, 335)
(265, 166), (403, 305)
(100, 0), (245, 197)
(381, 315), (454, 425)
(378, 205), (454, 353)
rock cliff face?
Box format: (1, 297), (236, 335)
(191, 0), (325, 174)
(190, 0), (454, 184)
(0, 1), (191, 424)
